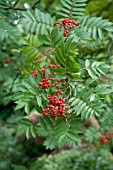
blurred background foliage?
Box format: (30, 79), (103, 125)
(0, 0), (113, 169)
(86, 0), (113, 22)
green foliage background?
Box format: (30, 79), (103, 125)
(0, 0), (113, 169)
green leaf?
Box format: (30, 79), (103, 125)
(57, 0), (87, 19)
(67, 131), (80, 141)
(71, 118), (86, 126)
(80, 15), (113, 39)
(67, 56), (80, 72)
(85, 59), (90, 68)
(36, 96), (42, 107)
(15, 102), (26, 110)
(86, 68), (97, 79)
(85, 78), (95, 86)
(93, 27), (97, 40)
(71, 99), (80, 107)
(26, 127), (31, 140)
(17, 126), (27, 135)
(22, 80), (35, 89)
(25, 103), (30, 114)
(55, 45), (66, 68)
(69, 97), (75, 103)
(58, 134), (67, 148)
(30, 125), (36, 138)
(44, 116), (54, 127)
(21, 9), (54, 35)
(20, 118), (33, 126)
(70, 126), (83, 134)
(98, 28), (104, 39)
(70, 86), (104, 119)
(40, 118), (48, 131)
(29, 75), (38, 87)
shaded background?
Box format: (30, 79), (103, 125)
(0, 0), (113, 169)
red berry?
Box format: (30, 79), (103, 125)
(59, 28), (62, 32)
(5, 58), (10, 64)
(102, 139), (110, 145)
(57, 65), (60, 68)
(21, 68), (24, 71)
(65, 26), (68, 30)
(30, 71), (37, 77)
(64, 32), (68, 37)
(65, 29), (69, 33)
(69, 14), (72, 17)
(75, 22), (80, 26)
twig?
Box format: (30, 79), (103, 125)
(32, 0), (40, 10)
(13, 0), (19, 8)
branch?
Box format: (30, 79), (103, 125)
(4, 7), (26, 11)
(13, 8), (26, 11)
(13, 0), (19, 8)
(25, 111), (43, 125)
(32, 0), (40, 10)
(88, 117), (100, 129)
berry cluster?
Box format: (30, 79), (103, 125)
(39, 74), (60, 89)
(30, 64), (60, 77)
(30, 71), (37, 77)
(48, 64), (60, 68)
(39, 77), (54, 89)
(39, 69), (46, 75)
(30, 66), (61, 89)
(5, 58), (10, 64)
(42, 90), (66, 118)
(30, 69), (46, 77)
(100, 133), (113, 145)
(54, 14), (80, 38)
